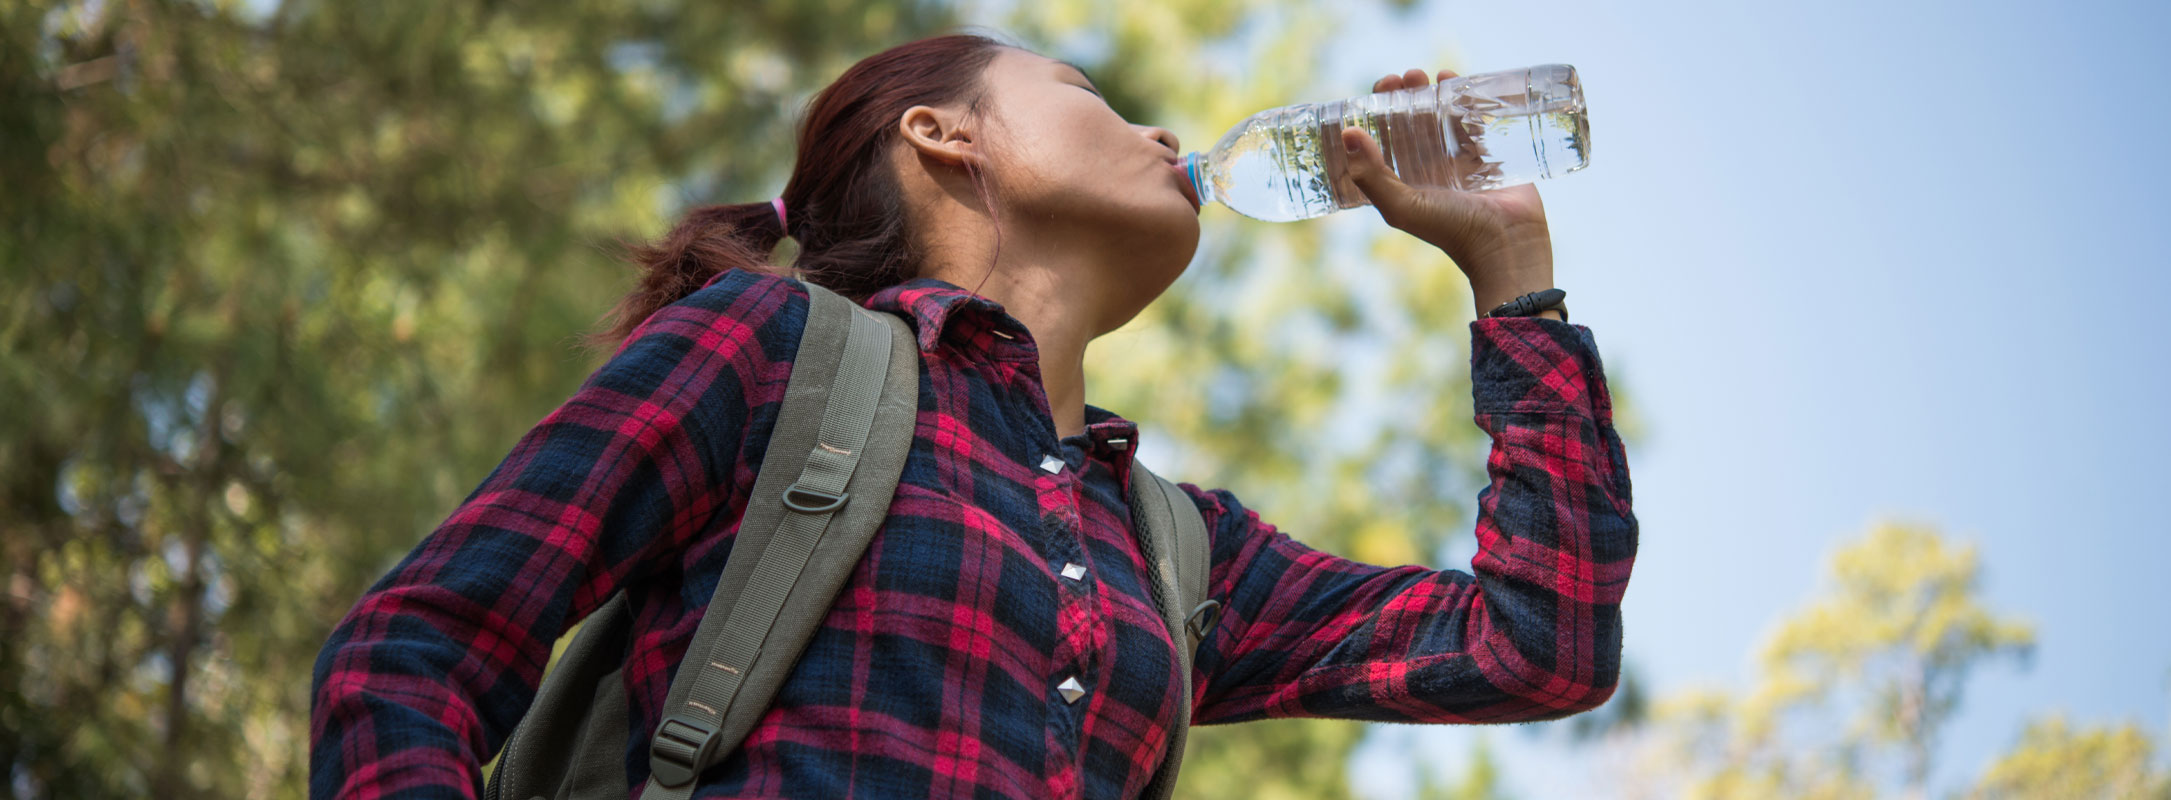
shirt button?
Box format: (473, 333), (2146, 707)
(1056, 675), (1087, 704)
(1060, 562), (1087, 581)
(1039, 454), (1064, 474)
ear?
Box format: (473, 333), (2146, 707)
(898, 104), (980, 170)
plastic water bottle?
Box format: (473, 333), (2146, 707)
(1178, 64), (1590, 222)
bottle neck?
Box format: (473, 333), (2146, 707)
(1181, 152), (1216, 207)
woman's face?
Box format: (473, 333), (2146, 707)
(977, 48), (1199, 217)
(921, 47), (1203, 281)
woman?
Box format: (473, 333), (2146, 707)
(310, 31), (1636, 800)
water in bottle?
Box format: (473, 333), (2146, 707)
(1178, 64), (1590, 222)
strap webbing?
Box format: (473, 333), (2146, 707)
(1128, 461), (1220, 800)
(644, 285), (909, 798)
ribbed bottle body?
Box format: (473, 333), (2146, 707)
(1184, 64), (1589, 222)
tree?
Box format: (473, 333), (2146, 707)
(1966, 715), (2170, 800)
(2, 2), (955, 796)
(1614, 518), (2035, 800)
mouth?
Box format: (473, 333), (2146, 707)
(1167, 159), (1201, 211)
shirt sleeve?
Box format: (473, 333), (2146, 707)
(307, 269), (808, 799)
(1183, 316), (1637, 725)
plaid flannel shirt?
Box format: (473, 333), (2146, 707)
(310, 267), (1638, 799)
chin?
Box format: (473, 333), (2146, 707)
(1133, 233), (1197, 298)
(1156, 220), (1202, 274)
(1134, 202), (1201, 254)
(1099, 250), (1191, 336)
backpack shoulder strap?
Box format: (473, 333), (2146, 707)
(1125, 458), (1222, 800)
(644, 278), (919, 798)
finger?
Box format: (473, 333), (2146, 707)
(1437, 68), (1460, 83)
(1340, 127), (1412, 222)
(1402, 68), (1429, 87)
(1376, 72), (1401, 93)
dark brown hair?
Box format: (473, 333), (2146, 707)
(587, 30), (1018, 352)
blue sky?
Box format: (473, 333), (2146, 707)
(1256, 0), (2171, 795)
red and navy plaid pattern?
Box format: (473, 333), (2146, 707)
(310, 267), (1637, 799)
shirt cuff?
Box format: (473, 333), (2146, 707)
(1468, 316), (1615, 422)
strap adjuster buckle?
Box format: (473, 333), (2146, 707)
(648, 715), (717, 788)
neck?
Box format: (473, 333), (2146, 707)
(921, 232), (1126, 443)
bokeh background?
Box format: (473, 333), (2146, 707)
(5, 0), (2166, 797)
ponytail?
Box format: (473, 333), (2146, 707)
(581, 32), (1014, 356)
(585, 200), (791, 355)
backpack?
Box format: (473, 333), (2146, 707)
(485, 277), (1225, 800)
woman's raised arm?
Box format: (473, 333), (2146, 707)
(1184, 315), (1636, 725)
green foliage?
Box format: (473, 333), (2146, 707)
(1178, 718), (1370, 800)
(2, 1), (955, 796)
(1756, 519), (2036, 792)
(1613, 519), (2071, 800)
(1966, 715), (2171, 800)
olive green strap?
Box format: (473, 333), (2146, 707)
(1128, 461), (1222, 800)
(643, 282), (917, 798)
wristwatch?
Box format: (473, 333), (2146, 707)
(1482, 288), (1569, 323)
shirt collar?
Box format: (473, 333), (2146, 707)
(864, 276), (1039, 361)
(862, 276), (1142, 480)
(1081, 400), (1141, 465)
(1066, 402), (1141, 494)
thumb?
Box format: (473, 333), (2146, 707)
(1340, 127), (1412, 219)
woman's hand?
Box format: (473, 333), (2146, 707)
(1341, 68), (1558, 318)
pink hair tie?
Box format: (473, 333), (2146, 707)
(771, 197), (788, 231)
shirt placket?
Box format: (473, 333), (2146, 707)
(957, 306), (1111, 798)
(1038, 443), (1105, 797)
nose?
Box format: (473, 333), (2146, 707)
(1138, 125), (1181, 158)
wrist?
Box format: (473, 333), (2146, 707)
(1473, 285), (1565, 319)
(1479, 308), (1567, 322)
